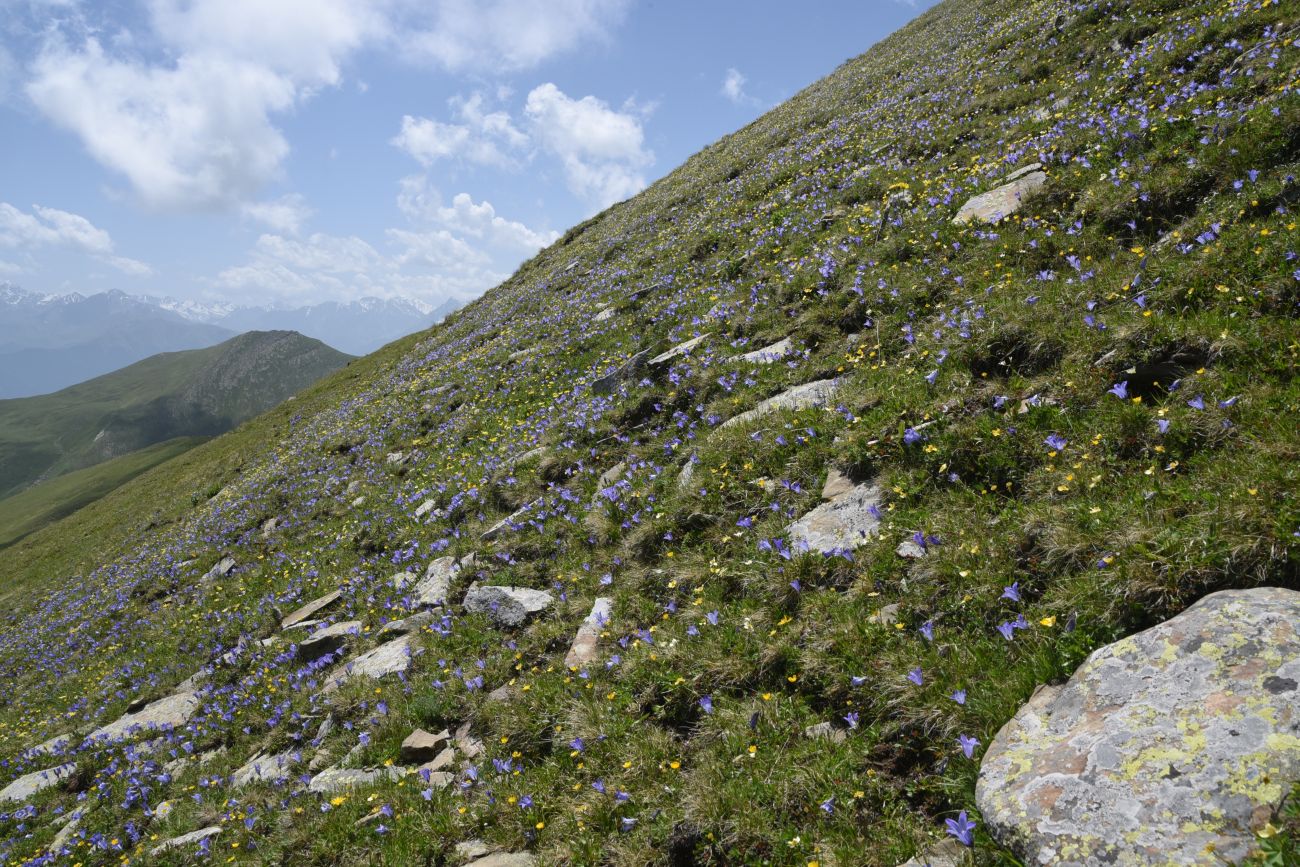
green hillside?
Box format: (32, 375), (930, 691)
(0, 331), (353, 500)
(0, 0), (1297, 865)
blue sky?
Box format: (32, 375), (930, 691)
(0, 0), (937, 309)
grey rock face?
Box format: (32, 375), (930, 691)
(718, 377), (843, 431)
(307, 765), (407, 794)
(149, 826), (222, 856)
(785, 481), (883, 553)
(87, 690), (201, 743)
(463, 584), (555, 627)
(412, 554), (473, 606)
(820, 466), (855, 500)
(482, 500), (540, 541)
(649, 333), (709, 367)
(379, 610), (437, 636)
(897, 838), (969, 867)
(204, 556), (237, 581)
(321, 634), (418, 693)
(400, 728), (450, 763)
(952, 171), (1047, 224)
(232, 750), (299, 788)
(299, 620), (361, 661)
(463, 854), (537, 867)
(564, 597), (613, 669)
(280, 589), (342, 629)
(0, 763), (74, 802)
(737, 337), (794, 364)
(592, 349), (652, 395)
(977, 587), (1300, 866)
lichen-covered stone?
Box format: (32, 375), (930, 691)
(718, 377), (843, 431)
(412, 554), (473, 606)
(232, 750), (299, 788)
(736, 336), (794, 364)
(0, 763), (74, 802)
(952, 171), (1047, 224)
(280, 589), (342, 629)
(148, 825), (221, 856)
(320, 634), (418, 692)
(307, 765), (407, 794)
(87, 690), (201, 743)
(463, 584), (554, 627)
(785, 481), (883, 552)
(977, 587), (1300, 865)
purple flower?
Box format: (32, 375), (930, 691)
(919, 620), (934, 642)
(958, 734), (980, 758)
(1108, 381), (1129, 400)
(997, 621), (1016, 641)
(844, 711), (860, 729)
(699, 695), (713, 714)
(1218, 396), (1238, 408)
(945, 810), (976, 846)
(1187, 395), (1205, 410)
(706, 610), (719, 626)
(1001, 582), (1021, 602)
(850, 675), (868, 687)
(1156, 419), (1171, 434)
(950, 689), (967, 705)
(925, 369), (939, 385)
(820, 797), (835, 814)
(906, 667), (924, 686)
(903, 427), (925, 445)
(1044, 434), (1068, 452)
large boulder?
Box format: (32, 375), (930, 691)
(149, 826), (221, 856)
(281, 589), (343, 629)
(977, 587), (1300, 865)
(464, 585), (555, 627)
(321, 634), (418, 693)
(87, 690), (201, 743)
(718, 377), (843, 431)
(0, 763), (74, 802)
(412, 554), (473, 607)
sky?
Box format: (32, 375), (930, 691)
(0, 0), (938, 310)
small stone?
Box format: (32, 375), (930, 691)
(400, 728), (450, 763)
(897, 838), (969, 867)
(204, 556), (236, 581)
(232, 750), (299, 788)
(320, 634), (418, 693)
(260, 517), (279, 538)
(486, 684), (512, 702)
(870, 603), (901, 626)
(0, 763), (74, 802)
(153, 800), (173, 822)
(803, 722), (847, 744)
(464, 854), (537, 867)
(280, 590), (343, 629)
(565, 597), (613, 669)
(454, 722), (485, 761)
(307, 766), (407, 794)
(413, 554), (473, 607)
(463, 584), (555, 627)
(592, 349), (653, 395)
(417, 748), (456, 774)
(379, 610), (436, 636)
(456, 840), (493, 861)
(386, 451), (407, 465)
(649, 333), (709, 367)
(482, 501), (540, 541)
(895, 539), (927, 560)
(414, 499), (441, 519)
(148, 826), (221, 856)
(391, 571), (415, 590)
(593, 306), (615, 322)
(1004, 162), (1043, 182)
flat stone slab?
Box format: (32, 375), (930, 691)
(321, 634), (418, 693)
(737, 337), (794, 364)
(820, 466), (855, 500)
(464, 584), (555, 627)
(300, 620), (362, 661)
(592, 349), (652, 395)
(952, 171), (1047, 224)
(23, 734), (71, 760)
(379, 610), (436, 636)
(0, 763), (74, 802)
(785, 482), (883, 553)
(565, 597), (613, 669)
(897, 838), (969, 867)
(718, 377), (843, 431)
(281, 589), (343, 629)
(307, 765), (407, 794)
(977, 587), (1300, 865)
(413, 554), (473, 607)
(149, 826), (221, 856)
(482, 501), (540, 541)
(400, 728), (450, 763)
(650, 333), (709, 366)
(464, 854), (537, 867)
(88, 690), (201, 742)
(232, 750), (299, 788)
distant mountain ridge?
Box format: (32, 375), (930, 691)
(0, 330), (352, 501)
(0, 285), (461, 396)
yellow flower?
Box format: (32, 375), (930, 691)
(1039, 616), (1057, 628)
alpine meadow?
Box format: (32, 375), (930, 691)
(1, 0), (1299, 865)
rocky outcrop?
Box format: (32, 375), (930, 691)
(0, 763), (74, 802)
(321, 634), (418, 693)
(412, 554), (474, 607)
(149, 826), (222, 856)
(952, 170), (1047, 224)
(464, 585), (555, 627)
(718, 378), (843, 431)
(87, 690), (201, 742)
(977, 587), (1300, 865)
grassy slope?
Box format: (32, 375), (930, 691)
(0, 331), (352, 499)
(0, 0), (1297, 864)
(0, 437), (207, 550)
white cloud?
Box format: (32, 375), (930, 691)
(241, 194), (314, 234)
(397, 176), (558, 251)
(396, 0), (629, 72)
(721, 67), (753, 105)
(392, 92), (527, 168)
(0, 201), (152, 275)
(523, 82), (651, 209)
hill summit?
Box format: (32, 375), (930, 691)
(0, 0), (1297, 864)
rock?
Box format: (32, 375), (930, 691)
(482, 500), (540, 541)
(718, 377), (843, 431)
(0, 763), (74, 802)
(400, 728), (450, 763)
(308, 749), (334, 773)
(321, 634), (419, 693)
(649, 333), (709, 367)
(593, 306), (615, 323)
(505, 446), (547, 470)
(149, 825), (221, 856)
(952, 171), (1047, 224)
(977, 587), (1300, 866)
(88, 691), (201, 743)
(870, 603), (902, 626)
(597, 462), (626, 490)
(232, 750), (298, 788)
(352, 496), (366, 508)
(379, 610), (437, 636)
(280, 589), (343, 629)
(260, 517), (279, 538)
(299, 620), (362, 662)
(737, 337), (794, 364)
(803, 721), (846, 744)
(307, 765), (407, 794)
(1004, 162), (1043, 182)
(23, 734), (71, 760)
(785, 482), (883, 553)
(345, 480), (363, 495)
(418, 748), (456, 773)
(48, 807), (85, 852)
(463, 584), (555, 627)
(386, 451), (407, 465)
(592, 349), (652, 395)
(897, 838), (968, 867)
(486, 684), (512, 702)
(413, 554), (474, 607)
(464, 853), (537, 867)
(391, 570), (415, 590)
(820, 467), (855, 500)
(204, 556), (236, 581)
(456, 840), (494, 861)
(565, 597), (613, 669)
(454, 722), (485, 761)
(895, 539), (927, 559)
(414, 499), (441, 520)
